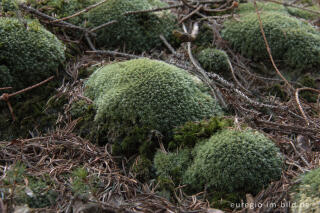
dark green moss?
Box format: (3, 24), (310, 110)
(196, 48), (230, 75)
(168, 116), (233, 150)
(131, 156), (153, 182)
(0, 81), (64, 141)
(154, 149), (192, 184)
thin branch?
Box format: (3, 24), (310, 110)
(86, 50), (142, 59)
(295, 87), (320, 126)
(254, 0), (294, 91)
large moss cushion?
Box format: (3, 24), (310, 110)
(87, 0), (176, 52)
(84, 58), (224, 140)
(221, 12), (320, 70)
(0, 18), (65, 89)
(183, 129), (283, 194)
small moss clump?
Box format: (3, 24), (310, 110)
(87, 0), (176, 52)
(0, 18), (65, 90)
(290, 168), (320, 213)
(168, 116), (233, 150)
(196, 48), (230, 75)
(84, 59), (223, 151)
(154, 149), (192, 184)
(221, 11), (320, 70)
(183, 129), (283, 194)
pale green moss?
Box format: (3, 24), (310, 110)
(87, 0), (176, 52)
(291, 168), (320, 213)
(84, 59), (224, 143)
(0, 18), (65, 89)
(221, 12), (320, 70)
(183, 129), (283, 194)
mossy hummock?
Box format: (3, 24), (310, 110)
(196, 48), (230, 75)
(83, 58), (223, 148)
(87, 0), (176, 52)
(183, 129), (283, 194)
(221, 11), (320, 70)
(0, 18), (65, 89)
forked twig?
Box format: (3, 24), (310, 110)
(0, 76), (54, 121)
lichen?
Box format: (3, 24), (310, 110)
(87, 0), (176, 52)
(221, 11), (320, 70)
(183, 129), (283, 194)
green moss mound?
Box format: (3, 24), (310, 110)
(291, 168), (320, 213)
(84, 59), (223, 145)
(27, 0), (97, 25)
(221, 11), (320, 70)
(87, 0), (176, 52)
(0, 18), (65, 89)
(196, 48), (230, 75)
(183, 129), (283, 194)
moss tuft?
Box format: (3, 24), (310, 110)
(154, 149), (192, 184)
(221, 11), (320, 70)
(87, 0), (176, 52)
(183, 129), (283, 194)
(0, 18), (65, 90)
(196, 48), (230, 75)
(290, 168), (320, 213)
(168, 116), (233, 150)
